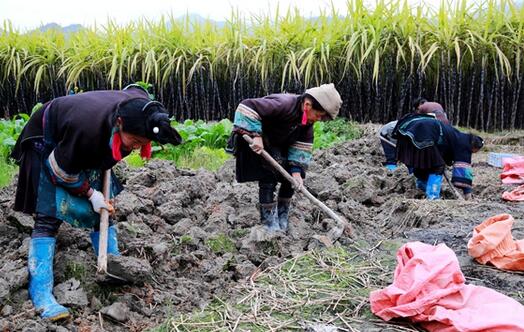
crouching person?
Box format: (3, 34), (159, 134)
(395, 115), (483, 200)
(380, 98), (450, 172)
(11, 85), (182, 320)
(227, 84), (342, 232)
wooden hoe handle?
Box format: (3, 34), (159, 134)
(97, 169), (112, 273)
(242, 134), (350, 228)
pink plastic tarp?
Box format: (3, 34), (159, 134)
(502, 184), (524, 202)
(467, 214), (524, 271)
(500, 157), (524, 184)
(369, 241), (524, 331)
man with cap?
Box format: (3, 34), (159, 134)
(412, 97), (449, 124)
(226, 83), (342, 232)
(10, 84), (182, 321)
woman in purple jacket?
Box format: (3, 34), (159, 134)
(11, 85), (182, 321)
(227, 84), (342, 232)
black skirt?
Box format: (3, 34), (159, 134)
(397, 136), (445, 170)
(232, 134), (289, 183)
(14, 141), (43, 214)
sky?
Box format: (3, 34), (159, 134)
(0, 0), (521, 31)
(1, 0), (419, 30)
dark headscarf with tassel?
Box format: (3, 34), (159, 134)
(111, 98), (182, 161)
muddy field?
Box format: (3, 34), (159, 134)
(0, 124), (523, 331)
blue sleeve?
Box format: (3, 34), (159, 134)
(233, 102), (262, 134)
(451, 161), (474, 191)
(288, 142), (313, 170)
(288, 125), (314, 171)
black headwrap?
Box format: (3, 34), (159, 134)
(470, 134), (484, 151)
(116, 98), (182, 145)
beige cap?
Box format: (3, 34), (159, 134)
(305, 83), (342, 119)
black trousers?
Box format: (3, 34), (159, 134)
(380, 139), (397, 165)
(259, 179), (294, 204)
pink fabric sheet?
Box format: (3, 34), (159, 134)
(369, 241), (524, 331)
(502, 184), (524, 202)
(467, 214), (524, 271)
(500, 157), (524, 184)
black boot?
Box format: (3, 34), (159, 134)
(277, 198), (291, 231)
(260, 203), (280, 231)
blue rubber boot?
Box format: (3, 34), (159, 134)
(415, 178), (427, 191)
(28, 237), (70, 321)
(426, 174), (443, 200)
(385, 164), (398, 171)
(90, 225), (121, 256)
(260, 203), (280, 232)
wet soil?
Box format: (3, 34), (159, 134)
(0, 124), (523, 331)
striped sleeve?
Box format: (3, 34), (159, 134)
(45, 150), (90, 196)
(288, 141), (313, 170)
(451, 161), (474, 189)
(233, 103), (262, 134)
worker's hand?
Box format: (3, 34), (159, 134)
(108, 199), (116, 216)
(250, 136), (264, 154)
(292, 172), (303, 190)
(88, 189), (112, 214)
(462, 187), (473, 201)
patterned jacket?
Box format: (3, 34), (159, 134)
(233, 93), (313, 173)
(397, 116), (475, 191)
(12, 87), (148, 196)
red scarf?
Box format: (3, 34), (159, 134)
(140, 142), (152, 159)
(111, 131), (152, 161)
(301, 107), (308, 125)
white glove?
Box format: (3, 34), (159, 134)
(88, 189), (109, 214)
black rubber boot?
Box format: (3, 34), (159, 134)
(277, 198), (291, 231)
(260, 203), (280, 232)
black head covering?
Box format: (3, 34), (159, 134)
(116, 98), (182, 145)
(470, 134), (484, 151)
(412, 97), (427, 111)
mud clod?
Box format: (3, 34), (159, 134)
(0, 124), (523, 330)
(100, 302), (129, 322)
(106, 255), (153, 284)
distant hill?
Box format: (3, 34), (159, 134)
(36, 23), (83, 34)
(31, 14), (225, 35)
(181, 14), (226, 28)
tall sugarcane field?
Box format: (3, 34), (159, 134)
(1, 0), (524, 331)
